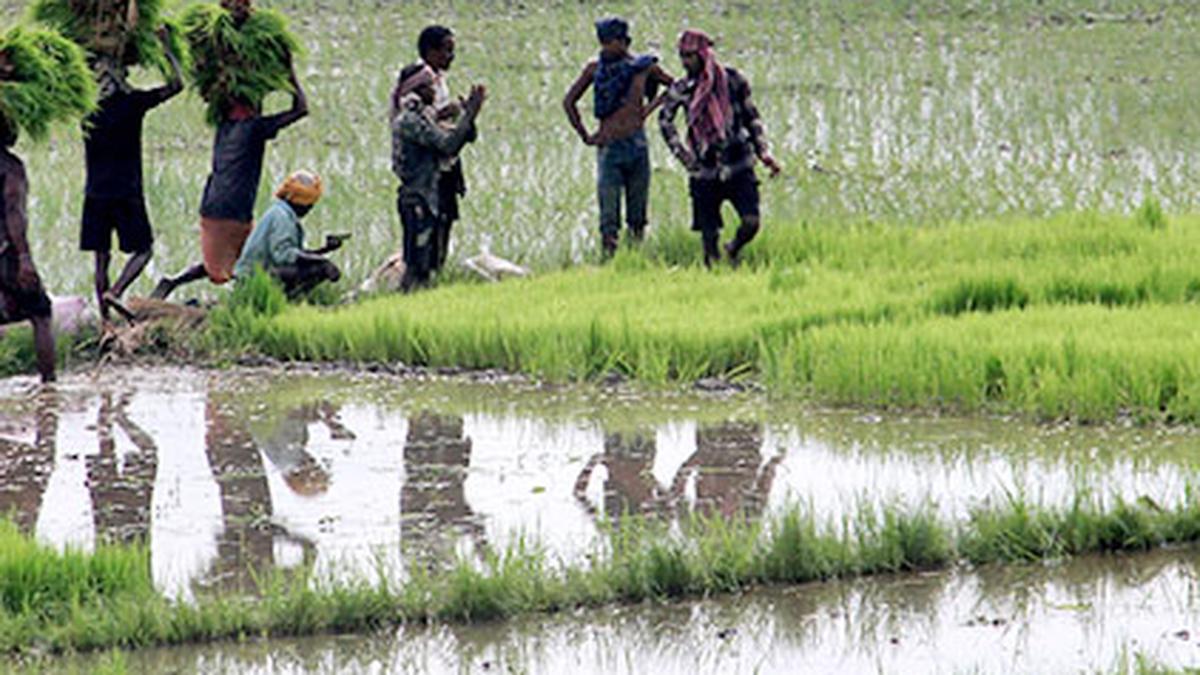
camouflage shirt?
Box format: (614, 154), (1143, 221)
(390, 96), (476, 216)
(659, 67), (769, 181)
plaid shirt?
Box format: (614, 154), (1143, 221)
(391, 96), (476, 216)
(659, 67), (769, 181)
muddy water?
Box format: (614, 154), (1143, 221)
(0, 367), (1198, 599)
(57, 548), (1200, 674)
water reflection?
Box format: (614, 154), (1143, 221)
(401, 412), (488, 566)
(0, 369), (1198, 594)
(87, 392), (157, 545)
(0, 389), (56, 533)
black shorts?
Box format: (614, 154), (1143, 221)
(81, 195), (153, 253)
(689, 170), (760, 235)
(0, 251), (52, 325)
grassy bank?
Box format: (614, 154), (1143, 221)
(188, 211), (1200, 423)
(4, 488), (1200, 656)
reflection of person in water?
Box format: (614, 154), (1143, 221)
(574, 430), (669, 521)
(400, 412), (487, 566)
(251, 401), (352, 498)
(202, 394), (314, 592)
(85, 391), (158, 545)
(0, 388), (57, 533)
(671, 422), (783, 519)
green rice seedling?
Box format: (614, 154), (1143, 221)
(0, 26), (95, 141)
(28, 0), (186, 78)
(1135, 195), (1167, 230)
(931, 277), (1031, 316)
(180, 1), (298, 125)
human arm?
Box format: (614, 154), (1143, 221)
(411, 85), (487, 157)
(735, 73), (781, 178)
(562, 62), (598, 146)
(644, 63), (674, 109)
(305, 233), (349, 256)
(658, 83), (699, 172)
(262, 58), (309, 134)
(145, 25), (184, 105)
(3, 161), (40, 289)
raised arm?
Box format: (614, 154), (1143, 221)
(562, 61), (597, 146)
(265, 59), (309, 132)
(412, 85), (486, 157)
(658, 83), (698, 172)
(147, 25), (184, 104)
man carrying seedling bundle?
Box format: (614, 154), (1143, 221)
(82, 25), (183, 323)
(152, 0), (307, 300)
(659, 29), (782, 268)
(0, 119), (55, 383)
(391, 64), (487, 292)
(233, 170), (343, 299)
(563, 16), (673, 257)
(0, 28), (97, 382)
(391, 25), (470, 275)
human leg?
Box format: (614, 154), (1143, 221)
(597, 145), (623, 257)
(624, 133), (651, 244)
(723, 171), (762, 267)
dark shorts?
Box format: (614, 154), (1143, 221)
(0, 251), (52, 325)
(81, 195), (153, 253)
(688, 170), (760, 235)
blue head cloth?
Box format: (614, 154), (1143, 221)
(595, 17), (630, 44)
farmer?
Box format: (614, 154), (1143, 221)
(659, 29), (782, 268)
(391, 25), (471, 274)
(233, 170), (343, 299)
(82, 25), (183, 323)
(151, 58), (308, 300)
(0, 117), (55, 383)
(391, 64), (486, 292)
(563, 16), (673, 256)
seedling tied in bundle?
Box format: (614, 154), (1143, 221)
(0, 26), (96, 142)
(29, 0), (186, 83)
(181, 0), (299, 125)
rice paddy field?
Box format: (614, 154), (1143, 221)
(6, 1), (1200, 672)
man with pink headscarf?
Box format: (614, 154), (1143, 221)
(659, 30), (782, 268)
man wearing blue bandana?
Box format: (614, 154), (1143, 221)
(564, 17), (673, 257)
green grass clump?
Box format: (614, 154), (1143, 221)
(28, 0), (185, 78)
(0, 520), (151, 620)
(180, 2), (298, 125)
(6, 486), (1200, 656)
(0, 26), (96, 141)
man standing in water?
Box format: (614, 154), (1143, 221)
(563, 17), (673, 257)
(152, 57), (308, 300)
(81, 26), (183, 322)
(391, 64), (486, 291)
(659, 29), (782, 268)
(391, 25), (470, 274)
(0, 118), (55, 382)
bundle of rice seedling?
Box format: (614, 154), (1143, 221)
(180, 0), (298, 125)
(28, 0), (185, 79)
(0, 26), (97, 142)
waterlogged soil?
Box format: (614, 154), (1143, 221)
(54, 548), (1200, 674)
(1, 367), (1199, 598)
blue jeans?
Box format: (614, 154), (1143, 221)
(597, 130), (650, 239)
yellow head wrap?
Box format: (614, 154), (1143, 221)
(276, 170), (324, 206)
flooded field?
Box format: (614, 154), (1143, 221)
(1, 367), (1198, 600)
(55, 548), (1200, 674)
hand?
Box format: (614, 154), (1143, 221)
(465, 84), (487, 115)
(437, 101), (462, 121)
(761, 154), (783, 178)
(583, 131), (600, 146)
(16, 254), (39, 290)
(324, 234), (348, 251)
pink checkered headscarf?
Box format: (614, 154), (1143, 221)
(679, 30), (732, 156)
